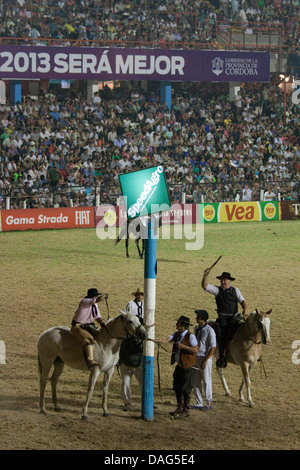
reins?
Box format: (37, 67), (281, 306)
(102, 316), (145, 341)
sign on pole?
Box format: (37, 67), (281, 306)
(119, 165), (171, 219)
(119, 166), (171, 421)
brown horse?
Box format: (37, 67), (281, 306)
(214, 309), (272, 408)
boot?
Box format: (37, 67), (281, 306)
(174, 393), (190, 419)
(169, 392), (183, 417)
(84, 344), (99, 369)
(216, 334), (228, 368)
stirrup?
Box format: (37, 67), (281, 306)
(216, 356), (227, 368)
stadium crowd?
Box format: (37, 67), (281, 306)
(0, 77), (299, 209)
(0, 0), (299, 209)
(0, 0), (299, 48)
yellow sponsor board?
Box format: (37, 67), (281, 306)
(218, 202), (261, 223)
(203, 204), (216, 222)
(263, 202), (276, 219)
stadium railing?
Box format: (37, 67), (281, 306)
(1, 180), (298, 210)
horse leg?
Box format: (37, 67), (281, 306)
(217, 366), (231, 397)
(241, 361), (254, 408)
(102, 368), (114, 417)
(126, 238), (129, 258)
(50, 358), (65, 412)
(136, 239), (143, 259)
(82, 367), (101, 420)
(38, 355), (52, 415)
(238, 378), (245, 402)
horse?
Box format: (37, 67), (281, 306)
(38, 310), (148, 419)
(115, 214), (162, 259)
(213, 308), (272, 408)
(115, 218), (145, 259)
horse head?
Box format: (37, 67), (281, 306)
(255, 308), (272, 344)
(119, 309), (148, 341)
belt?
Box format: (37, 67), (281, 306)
(71, 320), (95, 327)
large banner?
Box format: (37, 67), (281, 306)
(0, 46), (270, 82)
(0, 207), (95, 231)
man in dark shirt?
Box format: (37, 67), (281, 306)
(202, 269), (248, 368)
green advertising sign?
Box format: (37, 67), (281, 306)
(119, 165), (171, 219)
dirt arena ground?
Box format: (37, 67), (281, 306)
(0, 221), (299, 451)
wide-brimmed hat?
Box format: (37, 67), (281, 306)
(216, 272), (235, 281)
(176, 315), (193, 326)
(132, 288), (144, 296)
(194, 309), (209, 321)
(86, 288), (102, 298)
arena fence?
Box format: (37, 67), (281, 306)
(0, 200), (299, 233)
(1, 180), (298, 211)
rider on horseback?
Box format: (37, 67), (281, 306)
(202, 270), (248, 368)
(71, 288), (107, 368)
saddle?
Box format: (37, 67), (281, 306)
(80, 323), (100, 337)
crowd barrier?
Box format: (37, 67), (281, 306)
(0, 201), (298, 232)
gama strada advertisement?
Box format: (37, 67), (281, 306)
(0, 207), (95, 231)
(0, 46), (270, 82)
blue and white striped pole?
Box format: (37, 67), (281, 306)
(142, 216), (157, 421)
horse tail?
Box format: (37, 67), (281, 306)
(38, 353), (42, 379)
(115, 222), (127, 245)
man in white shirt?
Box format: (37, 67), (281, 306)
(192, 310), (216, 411)
(119, 288), (144, 410)
(125, 288), (144, 322)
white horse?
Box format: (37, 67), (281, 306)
(214, 309), (272, 408)
(38, 310), (147, 419)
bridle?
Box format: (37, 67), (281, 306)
(245, 315), (268, 345)
(102, 315), (145, 341)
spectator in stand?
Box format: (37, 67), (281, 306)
(264, 186), (277, 201)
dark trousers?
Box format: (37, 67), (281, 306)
(217, 316), (235, 357)
(173, 365), (193, 410)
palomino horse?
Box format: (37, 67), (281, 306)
(215, 309), (272, 408)
(38, 310), (147, 419)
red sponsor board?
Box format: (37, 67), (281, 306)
(95, 204), (198, 228)
(162, 203), (198, 225)
(0, 207), (95, 231)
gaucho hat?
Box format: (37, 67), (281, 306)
(216, 272), (235, 281)
(132, 288), (144, 296)
(176, 315), (193, 326)
(86, 288), (102, 298)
